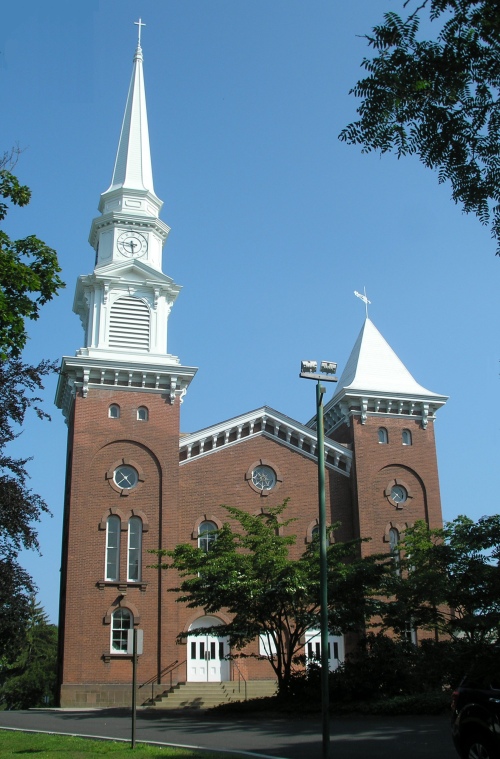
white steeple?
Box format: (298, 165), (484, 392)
(89, 30), (170, 273)
(56, 25), (197, 420)
(319, 318), (447, 432)
(106, 41), (156, 198)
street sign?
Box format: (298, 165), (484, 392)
(127, 628), (143, 655)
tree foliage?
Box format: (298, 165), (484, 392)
(340, 0), (500, 253)
(0, 148), (64, 359)
(157, 501), (386, 694)
(0, 149), (63, 661)
(382, 515), (500, 643)
(0, 597), (58, 709)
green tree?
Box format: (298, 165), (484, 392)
(382, 515), (500, 643)
(0, 597), (58, 709)
(1, 147), (63, 359)
(0, 148), (64, 661)
(340, 1), (500, 253)
(157, 501), (386, 696)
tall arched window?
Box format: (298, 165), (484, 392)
(111, 608), (132, 653)
(105, 515), (120, 581)
(198, 521), (217, 553)
(389, 527), (400, 574)
(127, 517), (142, 582)
(402, 429), (412, 446)
(378, 427), (388, 444)
(109, 404), (120, 419)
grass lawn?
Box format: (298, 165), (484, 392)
(0, 730), (242, 758)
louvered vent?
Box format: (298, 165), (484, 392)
(109, 296), (150, 351)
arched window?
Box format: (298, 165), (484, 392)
(137, 406), (148, 421)
(389, 527), (400, 574)
(402, 429), (412, 446)
(378, 427), (388, 444)
(311, 525), (320, 539)
(198, 520), (217, 553)
(109, 404), (120, 419)
(105, 515), (120, 581)
(111, 608), (132, 653)
(127, 517), (142, 582)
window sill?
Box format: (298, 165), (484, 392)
(97, 580), (148, 592)
(103, 652), (131, 663)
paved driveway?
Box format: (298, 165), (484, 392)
(0, 708), (457, 759)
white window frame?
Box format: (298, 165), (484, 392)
(198, 520), (217, 553)
(127, 517), (142, 582)
(378, 427), (388, 444)
(111, 608), (132, 653)
(389, 527), (401, 575)
(137, 406), (148, 421)
(105, 515), (120, 581)
(109, 404), (120, 419)
(402, 429), (412, 446)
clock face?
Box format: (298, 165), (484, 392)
(117, 231), (148, 258)
(251, 465), (277, 491)
(390, 485), (408, 504)
(114, 465), (138, 490)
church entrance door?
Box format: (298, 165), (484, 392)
(305, 629), (344, 672)
(187, 616), (230, 682)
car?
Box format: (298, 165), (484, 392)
(451, 659), (500, 759)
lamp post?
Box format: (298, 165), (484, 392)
(300, 360), (338, 759)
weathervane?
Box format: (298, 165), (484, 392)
(354, 287), (371, 318)
(134, 18), (146, 46)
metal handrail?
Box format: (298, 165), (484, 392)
(231, 657), (248, 701)
(138, 659), (185, 703)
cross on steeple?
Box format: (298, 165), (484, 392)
(134, 18), (146, 46)
(354, 287), (371, 318)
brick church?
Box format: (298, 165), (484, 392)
(55, 35), (448, 708)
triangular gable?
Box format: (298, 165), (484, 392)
(91, 259), (176, 286)
(179, 406), (352, 477)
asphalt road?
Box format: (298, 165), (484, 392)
(0, 708), (457, 759)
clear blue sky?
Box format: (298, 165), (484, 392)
(2, 1), (498, 623)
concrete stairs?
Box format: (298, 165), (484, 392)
(150, 680), (277, 709)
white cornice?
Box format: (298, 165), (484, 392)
(89, 211), (170, 249)
(312, 387), (448, 434)
(55, 355), (197, 422)
(179, 406), (352, 477)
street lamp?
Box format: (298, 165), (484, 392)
(300, 359), (338, 759)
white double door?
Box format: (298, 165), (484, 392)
(187, 616), (230, 682)
(305, 629), (344, 672)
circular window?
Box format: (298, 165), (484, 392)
(114, 465), (138, 490)
(251, 465), (277, 492)
(390, 485), (407, 504)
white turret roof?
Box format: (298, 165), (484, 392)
(332, 318), (442, 399)
(315, 317), (447, 432)
(105, 43), (156, 196)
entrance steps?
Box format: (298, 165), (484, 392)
(150, 680), (277, 709)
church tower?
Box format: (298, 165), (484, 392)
(322, 318), (448, 574)
(55, 30), (197, 707)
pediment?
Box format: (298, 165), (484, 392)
(179, 406), (352, 477)
(92, 259), (176, 286)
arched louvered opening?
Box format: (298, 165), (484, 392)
(109, 296), (150, 351)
